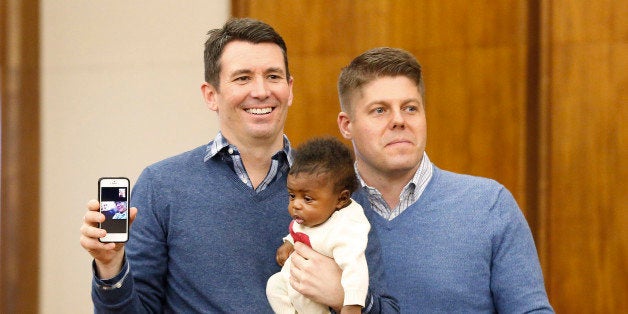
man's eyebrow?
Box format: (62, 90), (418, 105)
(366, 97), (421, 106)
(229, 69), (253, 77)
(265, 67), (286, 75)
(228, 67), (286, 77)
(402, 97), (422, 105)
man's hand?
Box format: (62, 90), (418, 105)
(289, 242), (344, 311)
(79, 199), (137, 279)
(275, 241), (294, 266)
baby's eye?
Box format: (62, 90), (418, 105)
(288, 193), (295, 200)
(304, 196), (313, 202)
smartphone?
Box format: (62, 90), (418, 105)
(98, 177), (130, 242)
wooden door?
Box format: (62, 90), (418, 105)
(540, 1), (627, 312)
(233, 0), (627, 312)
(232, 0), (531, 214)
(1, 0), (41, 312)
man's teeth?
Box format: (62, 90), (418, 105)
(246, 108), (272, 115)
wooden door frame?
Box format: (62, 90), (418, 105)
(0, 0), (40, 312)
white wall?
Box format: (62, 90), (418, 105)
(40, 1), (229, 312)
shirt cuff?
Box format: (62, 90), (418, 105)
(93, 256), (130, 291)
(362, 292), (373, 313)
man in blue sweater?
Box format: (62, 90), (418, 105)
(79, 19), (397, 313)
(291, 47), (554, 312)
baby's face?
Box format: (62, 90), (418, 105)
(287, 172), (341, 227)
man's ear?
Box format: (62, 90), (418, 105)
(337, 112), (352, 140)
(201, 82), (219, 112)
(287, 76), (294, 107)
(336, 190), (351, 209)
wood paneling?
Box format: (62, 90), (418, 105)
(543, 0), (627, 312)
(233, 0), (531, 216)
(234, 0), (627, 312)
(0, 0), (40, 312)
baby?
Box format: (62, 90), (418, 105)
(266, 137), (370, 314)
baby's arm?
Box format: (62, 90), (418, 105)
(332, 214), (371, 309)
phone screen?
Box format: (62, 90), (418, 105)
(99, 178), (129, 242)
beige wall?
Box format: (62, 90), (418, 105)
(40, 1), (228, 312)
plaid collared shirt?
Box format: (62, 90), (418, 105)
(356, 152), (433, 220)
(204, 132), (293, 192)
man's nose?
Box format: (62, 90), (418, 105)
(250, 77), (270, 99)
(390, 108), (406, 129)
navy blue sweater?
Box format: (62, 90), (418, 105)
(92, 144), (398, 313)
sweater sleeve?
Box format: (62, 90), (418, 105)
(490, 187), (554, 313)
(91, 167), (168, 313)
(349, 191), (400, 313)
(361, 226), (400, 313)
(91, 257), (139, 313)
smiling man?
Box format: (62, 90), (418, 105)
(201, 39), (293, 189)
(80, 18), (295, 312)
(80, 19), (397, 313)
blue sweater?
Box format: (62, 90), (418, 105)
(354, 167), (553, 313)
(92, 144), (398, 313)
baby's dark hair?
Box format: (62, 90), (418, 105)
(289, 137), (358, 194)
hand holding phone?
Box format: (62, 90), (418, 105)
(98, 177), (130, 242)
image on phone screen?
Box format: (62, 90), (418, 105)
(99, 178), (129, 242)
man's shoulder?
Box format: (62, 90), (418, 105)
(429, 167), (524, 218)
(425, 166), (512, 211)
(145, 144), (208, 171)
(432, 166), (504, 191)
(136, 145), (211, 185)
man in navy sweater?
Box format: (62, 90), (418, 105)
(290, 47), (554, 312)
(79, 19), (397, 313)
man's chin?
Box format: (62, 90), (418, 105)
(248, 128), (277, 139)
(384, 157), (421, 172)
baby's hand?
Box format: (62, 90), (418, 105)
(275, 241), (294, 266)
